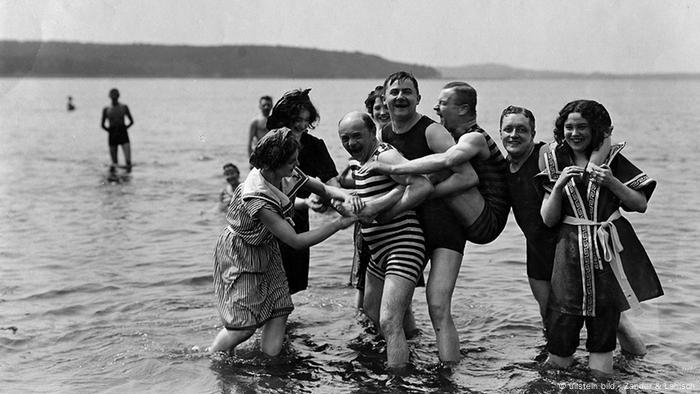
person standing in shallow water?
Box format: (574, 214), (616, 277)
(336, 111), (433, 370)
(266, 89), (340, 295)
(539, 100), (663, 377)
(101, 88), (134, 172)
(209, 128), (359, 356)
(248, 95), (273, 157)
(500, 105), (647, 356)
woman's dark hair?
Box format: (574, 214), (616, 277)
(364, 85), (384, 113)
(266, 88), (319, 130)
(554, 99), (611, 155)
(249, 128), (300, 170)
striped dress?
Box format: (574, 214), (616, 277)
(355, 143), (427, 284)
(213, 167), (307, 330)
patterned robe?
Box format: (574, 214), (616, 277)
(539, 143), (663, 317)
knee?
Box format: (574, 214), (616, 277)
(427, 299), (451, 323)
(379, 311), (404, 337)
(261, 337), (284, 357)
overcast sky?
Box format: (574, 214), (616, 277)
(2, 0), (699, 74)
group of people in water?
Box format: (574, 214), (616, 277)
(210, 71), (663, 378)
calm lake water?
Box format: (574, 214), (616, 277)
(1, 78), (699, 393)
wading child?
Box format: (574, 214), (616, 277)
(209, 129), (359, 356)
(539, 100), (663, 377)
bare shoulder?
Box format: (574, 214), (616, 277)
(425, 122), (451, 139)
(458, 130), (486, 146)
(377, 147), (406, 165)
(425, 122), (455, 153)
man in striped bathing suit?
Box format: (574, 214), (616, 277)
(362, 75), (509, 362)
(336, 111), (433, 370)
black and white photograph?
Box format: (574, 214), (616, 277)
(1, 1), (698, 392)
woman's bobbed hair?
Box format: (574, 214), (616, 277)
(249, 127), (300, 170)
(266, 88), (319, 130)
(554, 99), (611, 155)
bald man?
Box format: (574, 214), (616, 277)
(337, 111), (433, 370)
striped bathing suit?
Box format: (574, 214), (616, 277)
(213, 167), (307, 330)
(354, 142), (427, 284)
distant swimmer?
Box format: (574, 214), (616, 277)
(67, 96), (75, 111)
(248, 95), (273, 157)
(101, 88), (134, 172)
(218, 163), (240, 212)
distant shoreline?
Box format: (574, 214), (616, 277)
(3, 75), (699, 81)
(1, 40), (697, 80)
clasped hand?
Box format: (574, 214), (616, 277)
(587, 163), (616, 187)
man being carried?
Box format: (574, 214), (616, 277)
(337, 111), (433, 370)
(362, 75), (509, 362)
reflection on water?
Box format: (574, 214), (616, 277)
(0, 78), (699, 392)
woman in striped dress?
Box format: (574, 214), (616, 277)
(209, 128), (358, 356)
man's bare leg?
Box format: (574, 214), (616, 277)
(363, 273), (383, 325)
(529, 278), (551, 329)
(123, 143), (132, 171)
(426, 248), (463, 362)
(380, 275), (415, 369)
(109, 145), (119, 168)
(617, 311), (646, 355)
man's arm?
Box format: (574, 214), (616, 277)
(362, 149), (433, 220)
(101, 108), (109, 131)
(124, 106), (134, 129)
(366, 129), (487, 176)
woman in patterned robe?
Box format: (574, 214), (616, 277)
(539, 100), (663, 377)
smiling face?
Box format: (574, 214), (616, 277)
(384, 78), (420, 122)
(563, 112), (592, 154)
(433, 88), (463, 132)
(338, 113), (377, 163)
(290, 108), (312, 138)
(371, 97), (390, 128)
(500, 113), (535, 160)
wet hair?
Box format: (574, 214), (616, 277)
(260, 95), (273, 103)
(266, 88), (319, 130)
(553, 100), (610, 154)
(249, 128), (300, 170)
(499, 105), (536, 134)
(364, 85), (384, 113)
(383, 71), (419, 96)
(443, 82), (477, 116)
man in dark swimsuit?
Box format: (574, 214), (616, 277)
(101, 88), (134, 172)
(363, 74), (509, 362)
